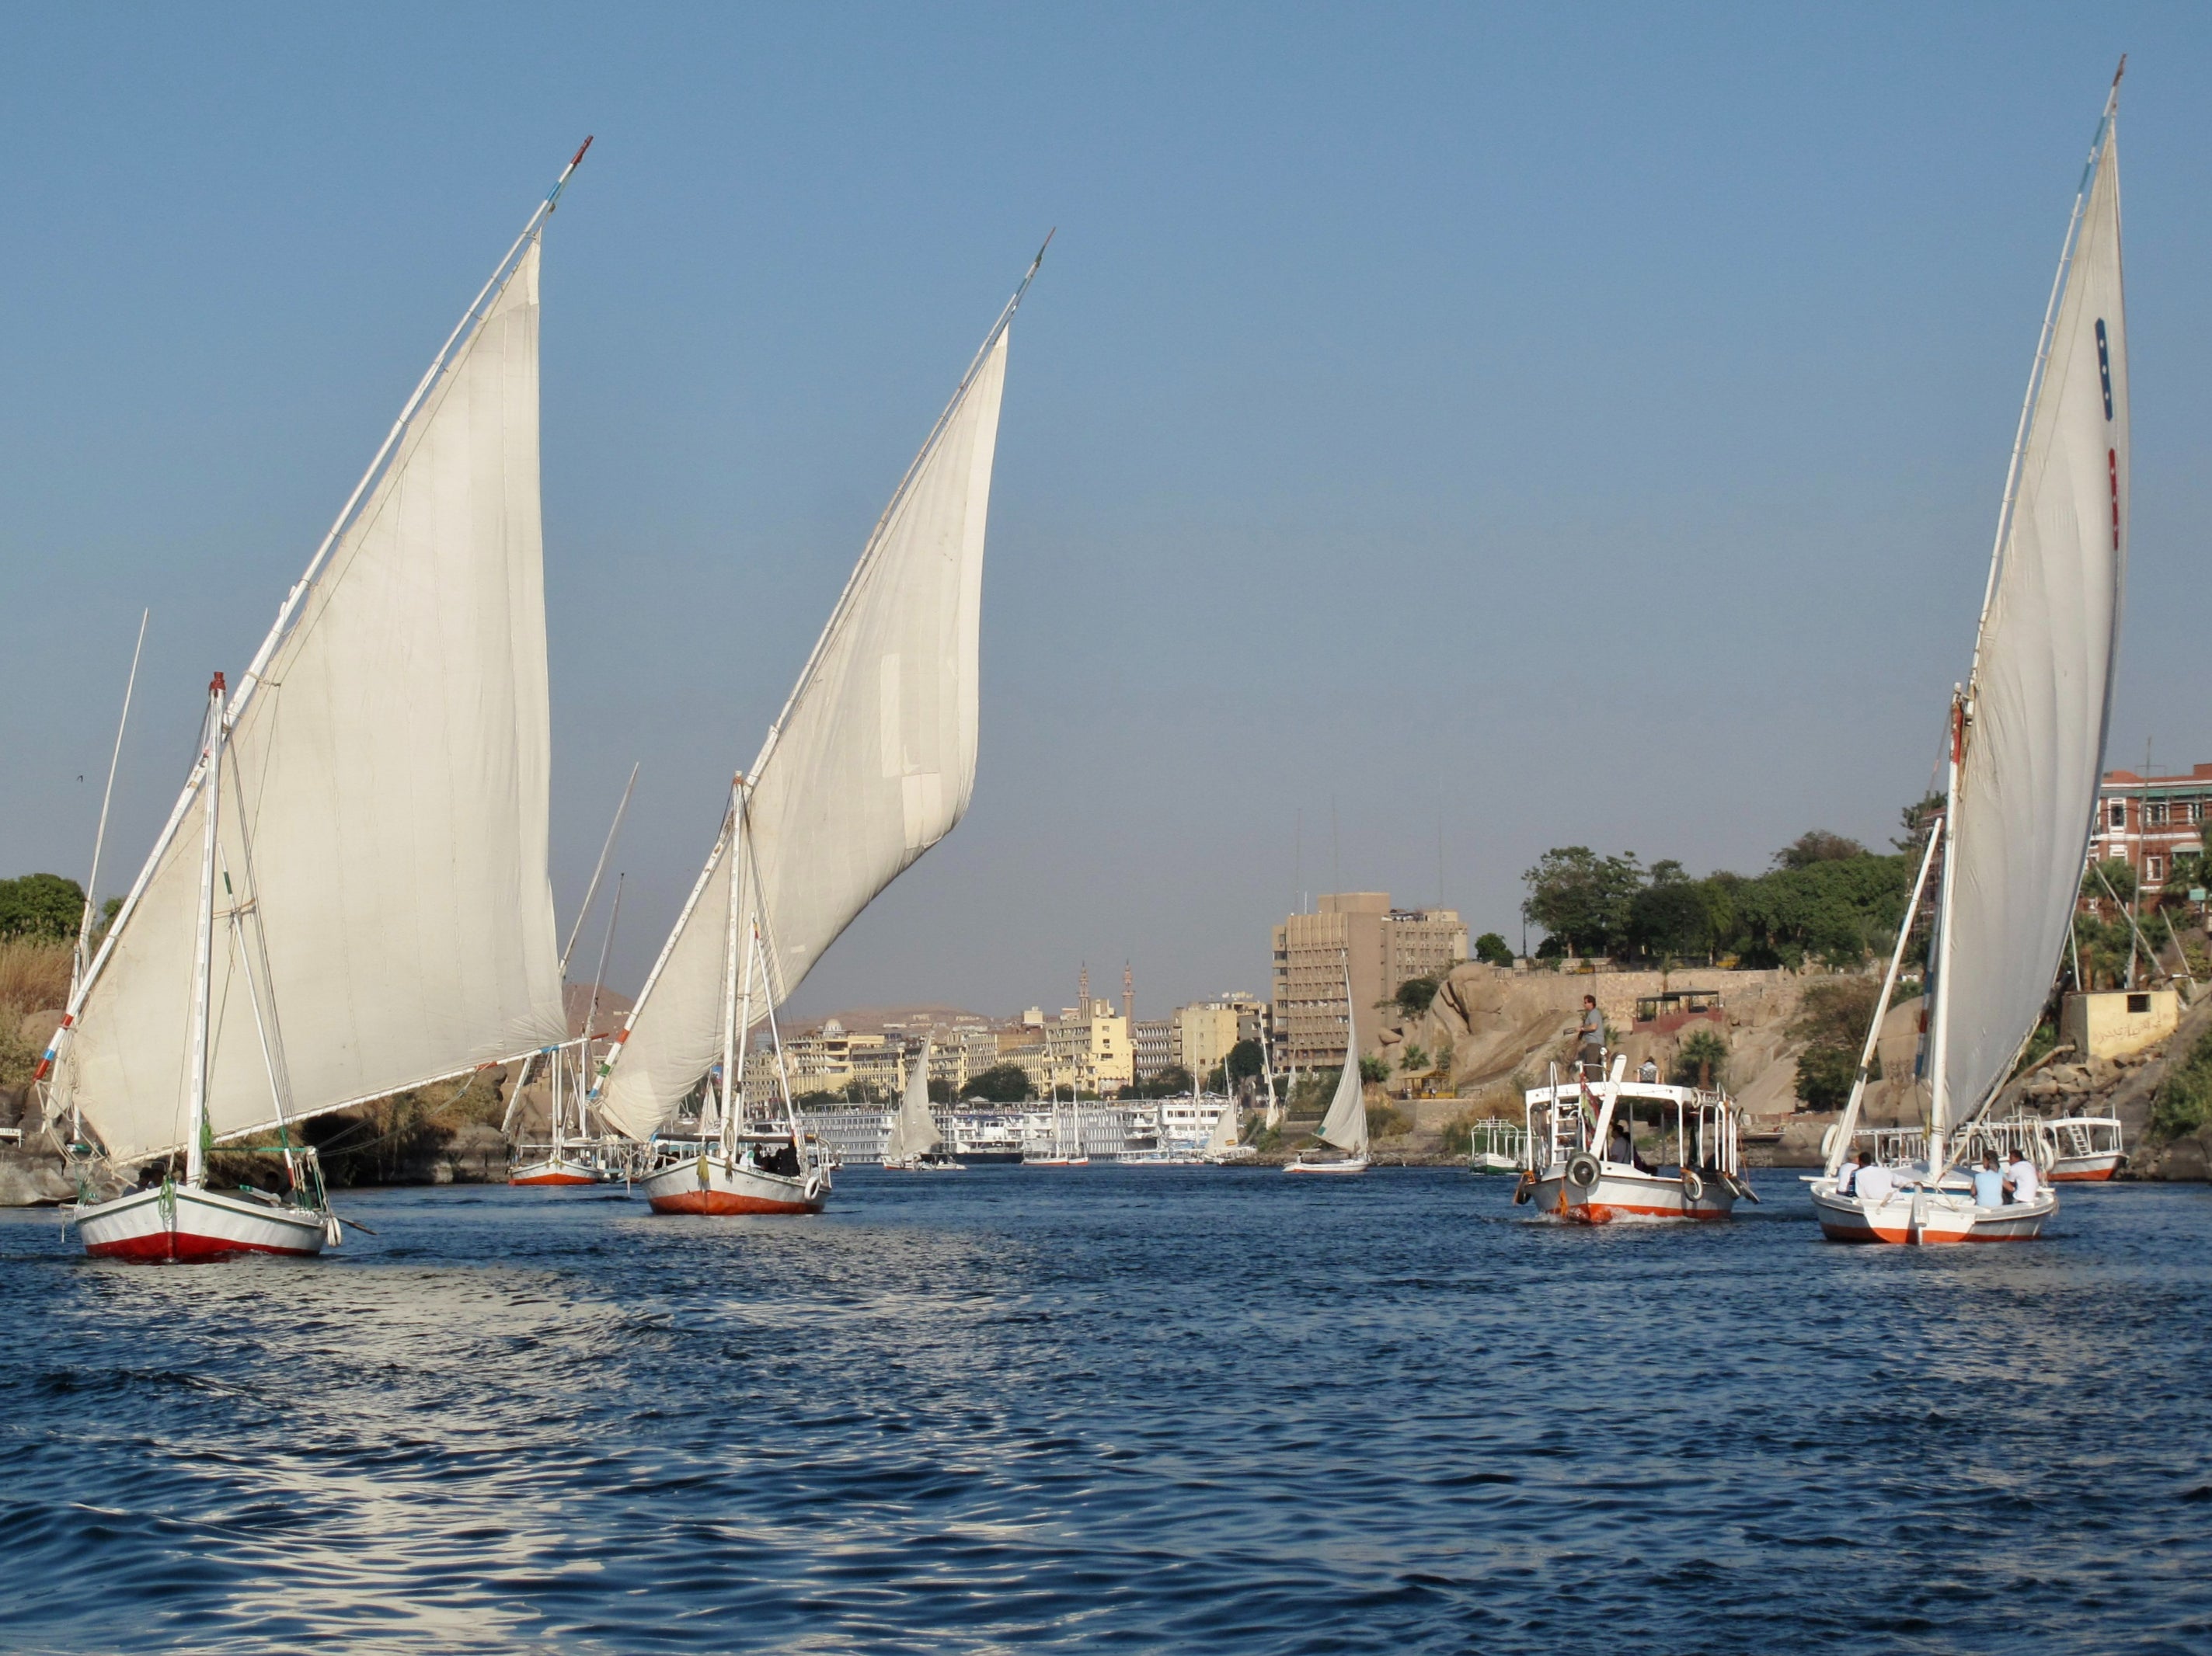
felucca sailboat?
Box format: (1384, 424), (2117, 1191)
(883, 1039), (959, 1170)
(46, 144), (590, 1259)
(1285, 973), (1370, 1174)
(590, 242), (1047, 1215)
(1812, 68), (2129, 1244)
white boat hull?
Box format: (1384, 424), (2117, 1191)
(1284, 1155), (1370, 1175)
(2050, 1153), (2123, 1182)
(75, 1182), (331, 1262)
(510, 1154), (601, 1186)
(1470, 1153), (1518, 1174)
(639, 1153), (827, 1216)
(1810, 1179), (2055, 1244)
(1023, 1156), (1090, 1167)
(1526, 1162), (1737, 1222)
(884, 1157), (966, 1172)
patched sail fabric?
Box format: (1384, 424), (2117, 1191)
(1938, 117), (2127, 1131)
(58, 242), (566, 1165)
(597, 324), (1014, 1140)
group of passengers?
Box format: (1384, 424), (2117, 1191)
(1838, 1146), (2043, 1206)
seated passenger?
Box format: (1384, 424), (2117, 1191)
(1971, 1153), (2005, 1209)
(1854, 1157), (1896, 1203)
(1838, 1150), (1869, 1196)
(2005, 1150), (2041, 1206)
(1638, 1057), (1660, 1084)
(1608, 1121), (1633, 1165)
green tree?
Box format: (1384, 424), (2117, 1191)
(2083, 857), (2136, 906)
(0, 873), (86, 941)
(2151, 1025), (2212, 1139)
(1671, 1028), (1729, 1090)
(1394, 976), (1439, 1017)
(963, 1063), (1032, 1103)
(1521, 847), (1644, 958)
(1358, 1054), (1389, 1084)
(1224, 1039), (1265, 1083)
(1775, 830), (1867, 869)
(1788, 977), (1883, 1110)
(1472, 931), (1513, 967)
(926, 1077), (955, 1104)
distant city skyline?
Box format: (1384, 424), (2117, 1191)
(3, 5), (2208, 1018)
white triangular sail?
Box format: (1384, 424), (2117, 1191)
(1935, 90), (2127, 1136)
(52, 229), (569, 1167)
(597, 261), (1038, 1139)
(1205, 1090), (1239, 1154)
(884, 1039), (942, 1164)
(1315, 982), (1368, 1157)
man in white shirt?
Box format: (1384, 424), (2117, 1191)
(1854, 1159), (1896, 1203)
(2005, 1151), (2041, 1205)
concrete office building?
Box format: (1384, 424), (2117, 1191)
(1271, 893), (1466, 1070)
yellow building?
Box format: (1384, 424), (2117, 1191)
(2061, 988), (2180, 1060)
(1170, 994), (1268, 1078)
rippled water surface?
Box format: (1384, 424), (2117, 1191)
(5, 1169), (2212, 1653)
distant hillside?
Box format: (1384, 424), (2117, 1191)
(564, 981), (634, 1038)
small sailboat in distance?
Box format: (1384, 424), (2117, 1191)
(47, 142), (590, 1258)
(592, 238), (1049, 1214)
(883, 1039), (960, 1171)
(1813, 66), (2129, 1244)
(1285, 971), (1370, 1175)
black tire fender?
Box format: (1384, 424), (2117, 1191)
(1512, 1170), (1534, 1205)
(1565, 1151), (1602, 1190)
(1681, 1169), (1705, 1202)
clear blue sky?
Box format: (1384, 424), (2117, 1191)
(3, 4), (2207, 1020)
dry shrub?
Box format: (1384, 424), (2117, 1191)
(0, 939), (71, 1025)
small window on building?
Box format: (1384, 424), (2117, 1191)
(2148, 856), (2165, 883)
(2127, 993), (2151, 1014)
(2150, 802), (2168, 826)
(2111, 802), (2127, 828)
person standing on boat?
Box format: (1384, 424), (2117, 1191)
(2005, 1149), (2041, 1206)
(1970, 1153), (2005, 1209)
(1576, 996), (1604, 1078)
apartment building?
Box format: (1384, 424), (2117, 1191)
(2089, 764), (2212, 895)
(1271, 892), (1466, 1070)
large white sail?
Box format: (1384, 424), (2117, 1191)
(1935, 96), (2127, 1132)
(54, 234), (569, 1167)
(597, 266), (1036, 1139)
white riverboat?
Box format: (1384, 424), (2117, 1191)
(1515, 1059), (1750, 1223)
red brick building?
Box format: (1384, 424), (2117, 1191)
(2088, 764), (2212, 895)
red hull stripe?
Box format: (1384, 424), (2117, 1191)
(86, 1231), (319, 1263)
(510, 1174), (596, 1186)
(649, 1191), (822, 1216)
(1565, 1202), (1728, 1223)
(2049, 1168), (2118, 1182)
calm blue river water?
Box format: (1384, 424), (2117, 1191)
(5, 1167), (2211, 1654)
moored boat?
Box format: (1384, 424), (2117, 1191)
(883, 1040), (963, 1171)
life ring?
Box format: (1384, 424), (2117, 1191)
(1681, 1169), (1705, 1202)
(1512, 1170), (1534, 1205)
(1565, 1151), (1601, 1191)
(803, 1169), (829, 1204)
(1819, 1124), (1838, 1162)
